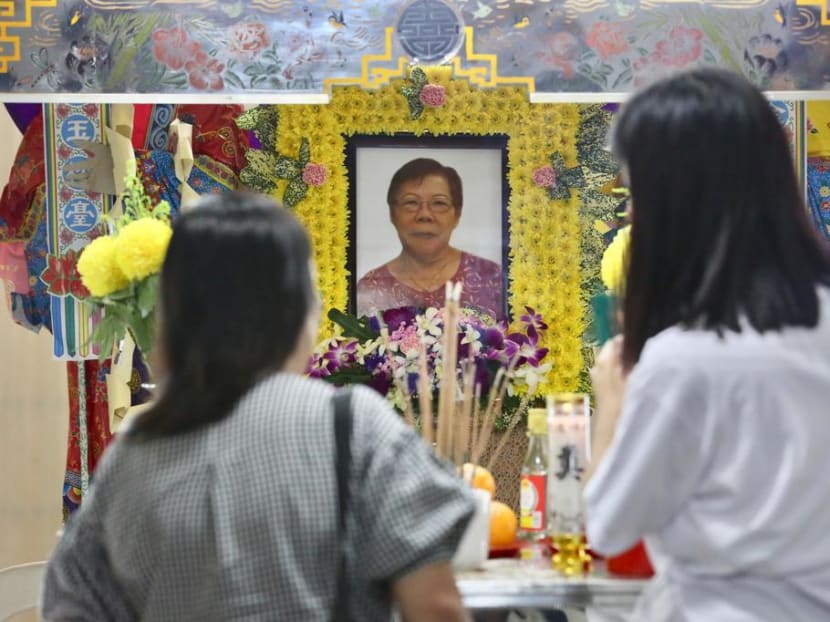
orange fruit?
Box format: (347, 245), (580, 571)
(489, 500), (518, 548)
(462, 463), (496, 498)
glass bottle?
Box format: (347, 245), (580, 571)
(547, 393), (592, 576)
(519, 408), (548, 548)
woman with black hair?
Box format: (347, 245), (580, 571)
(585, 68), (830, 620)
(42, 192), (474, 621)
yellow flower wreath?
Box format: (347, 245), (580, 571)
(264, 74), (585, 394)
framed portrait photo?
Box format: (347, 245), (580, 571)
(346, 133), (510, 319)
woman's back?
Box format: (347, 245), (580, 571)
(586, 288), (830, 620)
(45, 375), (474, 620)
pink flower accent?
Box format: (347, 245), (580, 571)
(633, 53), (673, 88)
(186, 52), (225, 91)
(152, 27), (202, 71)
(228, 22), (270, 60)
(302, 163), (327, 186)
(535, 32), (580, 78)
(390, 324), (420, 356)
(654, 26), (703, 68)
(586, 21), (628, 60)
(532, 165), (556, 188)
(419, 84), (446, 108)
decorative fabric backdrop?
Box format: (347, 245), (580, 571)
(0, 1), (827, 97)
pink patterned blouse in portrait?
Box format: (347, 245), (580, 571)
(356, 252), (505, 320)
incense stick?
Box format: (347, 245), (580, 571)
(417, 343), (433, 446)
(453, 359), (475, 466)
(436, 281), (462, 459)
(470, 383), (482, 466)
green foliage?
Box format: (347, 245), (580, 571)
(88, 278), (157, 359)
(236, 108), (316, 208)
(298, 137), (311, 167)
(328, 308), (378, 341)
(239, 150), (279, 194)
(236, 105), (280, 153)
(401, 67), (429, 120)
(274, 154), (302, 179)
(282, 177), (308, 209)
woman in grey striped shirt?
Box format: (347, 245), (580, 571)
(43, 192), (475, 621)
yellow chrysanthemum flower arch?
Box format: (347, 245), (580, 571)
(274, 71), (584, 392)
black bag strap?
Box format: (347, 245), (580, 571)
(332, 390), (353, 622)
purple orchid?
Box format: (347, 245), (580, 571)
(473, 358), (494, 395)
(306, 352), (332, 378)
(520, 306), (548, 332)
(322, 340), (358, 371)
(312, 304), (551, 412)
(504, 333), (549, 367)
(367, 373), (393, 396)
(406, 371), (420, 395)
(364, 352), (386, 374)
(479, 327), (505, 349)
(379, 306), (421, 332)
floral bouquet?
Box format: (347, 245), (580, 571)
(76, 172), (173, 360)
(308, 305), (552, 430)
(592, 224), (630, 346)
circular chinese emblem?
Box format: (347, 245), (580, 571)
(397, 0), (464, 64)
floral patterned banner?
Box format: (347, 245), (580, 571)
(0, 0), (828, 98)
(42, 102), (111, 359)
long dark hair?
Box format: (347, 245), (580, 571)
(129, 192), (315, 439)
(612, 67), (830, 369)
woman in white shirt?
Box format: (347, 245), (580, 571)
(585, 68), (830, 621)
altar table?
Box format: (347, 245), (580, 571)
(456, 559), (648, 613)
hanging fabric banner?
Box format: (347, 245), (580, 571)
(42, 103), (112, 360)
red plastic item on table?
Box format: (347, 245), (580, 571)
(489, 541), (521, 559)
(605, 540), (654, 577)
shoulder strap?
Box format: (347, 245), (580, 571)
(332, 390), (353, 622)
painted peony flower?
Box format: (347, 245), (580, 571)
(228, 22), (270, 60)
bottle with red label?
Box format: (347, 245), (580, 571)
(519, 408), (548, 549)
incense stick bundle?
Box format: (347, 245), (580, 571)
(397, 281), (528, 477)
(452, 359), (475, 467)
(436, 282), (461, 459)
(486, 393), (532, 471)
(417, 344), (433, 445)
(471, 355), (519, 467)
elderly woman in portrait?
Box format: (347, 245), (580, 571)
(357, 158), (505, 320)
